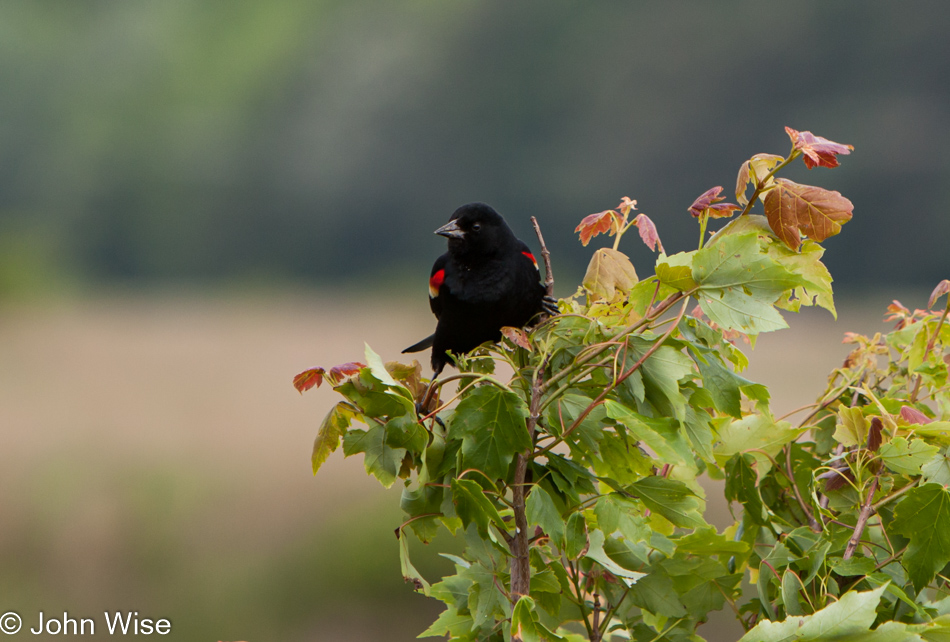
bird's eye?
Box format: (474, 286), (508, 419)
(472, 223), (481, 231)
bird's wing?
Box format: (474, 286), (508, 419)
(428, 253), (449, 318)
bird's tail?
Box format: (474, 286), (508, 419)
(402, 334), (434, 353)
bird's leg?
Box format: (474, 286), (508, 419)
(542, 295), (559, 317)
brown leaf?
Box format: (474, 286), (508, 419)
(900, 405), (933, 425)
(928, 279), (950, 310)
(575, 209), (623, 246)
(617, 196), (638, 215)
(632, 213), (664, 253)
(763, 178), (854, 251)
(736, 153), (785, 206)
(386, 360), (427, 398)
(293, 367), (325, 393)
(866, 417), (883, 452)
(583, 247), (638, 300)
(688, 186), (739, 219)
(500, 326), (532, 351)
(785, 127), (853, 169)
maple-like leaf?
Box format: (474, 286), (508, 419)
(500, 326), (532, 351)
(688, 186), (739, 219)
(575, 209), (623, 246)
(293, 367), (325, 393)
(735, 153), (784, 206)
(763, 178), (854, 251)
(929, 279), (950, 310)
(632, 213), (664, 253)
(328, 361), (365, 385)
(617, 196), (638, 215)
(583, 247), (638, 300)
(785, 127), (853, 169)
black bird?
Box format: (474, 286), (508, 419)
(402, 203), (556, 375)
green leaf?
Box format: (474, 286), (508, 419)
(565, 511), (588, 560)
(684, 402), (716, 463)
(714, 414), (803, 473)
(526, 485), (566, 549)
(312, 401), (356, 474)
(739, 585), (886, 642)
(604, 400), (692, 466)
(584, 529), (647, 586)
(418, 606), (473, 638)
(628, 569), (688, 618)
(656, 251), (697, 291)
(628, 476), (705, 529)
(893, 483), (950, 591)
(511, 597), (567, 642)
(342, 424), (406, 488)
(879, 437), (940, 476)
(726, 454), (767, 524)
(676, 526), (750, 557)
(451, 478), (505, 536)
(460, 561), (510, 629)
(922, 450), (950, 486)
(398, 534), (430, 595)
(692, 232), (802, 334)
(450, 386), (531, 480)
(834, 407), (867, 447)
(626, 336), (695, 421)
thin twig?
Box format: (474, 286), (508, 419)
(531, 216), (554, 298)
(844, 474), (880, 560)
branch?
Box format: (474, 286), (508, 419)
(531, 216), (554, 298)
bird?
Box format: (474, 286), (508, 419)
(402, 202), (557, 376)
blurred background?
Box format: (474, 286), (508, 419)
(1, 1), (948, 640)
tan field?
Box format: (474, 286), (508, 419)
(0, 290), (911, 640)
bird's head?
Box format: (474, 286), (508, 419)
(434, 203), (514, 260)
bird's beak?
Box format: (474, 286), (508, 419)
(434, 219), (465, 240)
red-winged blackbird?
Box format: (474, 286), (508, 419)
(402, 203), (557, 375)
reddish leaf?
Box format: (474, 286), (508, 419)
(632, 213), (664, 253)
(575, 209), (623, 246)
(617, 196), (638, 215)
(501, 326), (532, 351)
(866, 417), (883, 452)
(293, 367), (325, 393)
(763, 178), (854, 251)
(901, 405), (933, 425)
(785, 127), (853, 169)
(928, 279), (950, 310)
(688, 186), (739, 219)
(820, 462), (854, 492)
(327, 361), (365, 384)
(885, 300), (911, 321)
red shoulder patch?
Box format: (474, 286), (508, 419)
(429, 269), (445, 298)
(522, 251), (538, 270)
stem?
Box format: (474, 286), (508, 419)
(530, 216), (555, 299)
(785, 441), (822, 532)
(697, 212), (709, 250)
(843, 474), (880, 560)
(510, 222), (554, 607)
(591, 593), (602, 642)
(568, 561), (595, 640)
